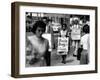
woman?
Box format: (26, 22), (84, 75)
(27, 20), (50, 66)
(80, 24), (90, 64)
(59, 24), (68, 64)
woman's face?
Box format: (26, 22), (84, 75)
(35, 27), (44, 38)
(62, 25), (66, 30)
(74, 20), (79, 25)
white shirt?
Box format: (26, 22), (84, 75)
(80, 34), (90, 50)
(60, 30), (67, 37)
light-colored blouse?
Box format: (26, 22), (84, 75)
(26, 35), (49, 66)
(60, 30), (67, 37)
(27, 35), (49, 59)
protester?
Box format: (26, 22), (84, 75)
(59, 24), (68, 64)
(70, 17), (81, 57)
(80, 24), (90, 64)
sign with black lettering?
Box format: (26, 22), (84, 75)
(71, 26), (81, 40)
(57, 37), (69, 55)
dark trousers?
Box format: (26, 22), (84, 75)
(77, 48), (83, 60)
(62, 55), (66, 61)
(44, 51), (51, 66)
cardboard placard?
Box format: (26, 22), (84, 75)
(71, 27), (81, 40)
(57, 37), (69, 55)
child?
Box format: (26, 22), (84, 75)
(80, 24), (90, 64)
(59, 24), (68, 64)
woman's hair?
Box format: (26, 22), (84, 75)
(62, 24), (67, 28)
(31, 20), (46, 33)
(83, 24), (90, 33)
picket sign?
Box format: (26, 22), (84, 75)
(57, 37), (69, 55)
(71, 26), (81, 40)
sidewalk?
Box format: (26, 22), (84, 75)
(26, 46), (80, 67)
(51, 47), (80, 66)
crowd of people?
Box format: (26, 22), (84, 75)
(26, 15), (90, 67)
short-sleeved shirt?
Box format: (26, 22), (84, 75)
(80, 34), (90, 50)
(60, 30), (67, 37)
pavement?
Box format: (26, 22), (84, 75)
(26, 46), (80, 67)
(51, 47), (80, 66)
